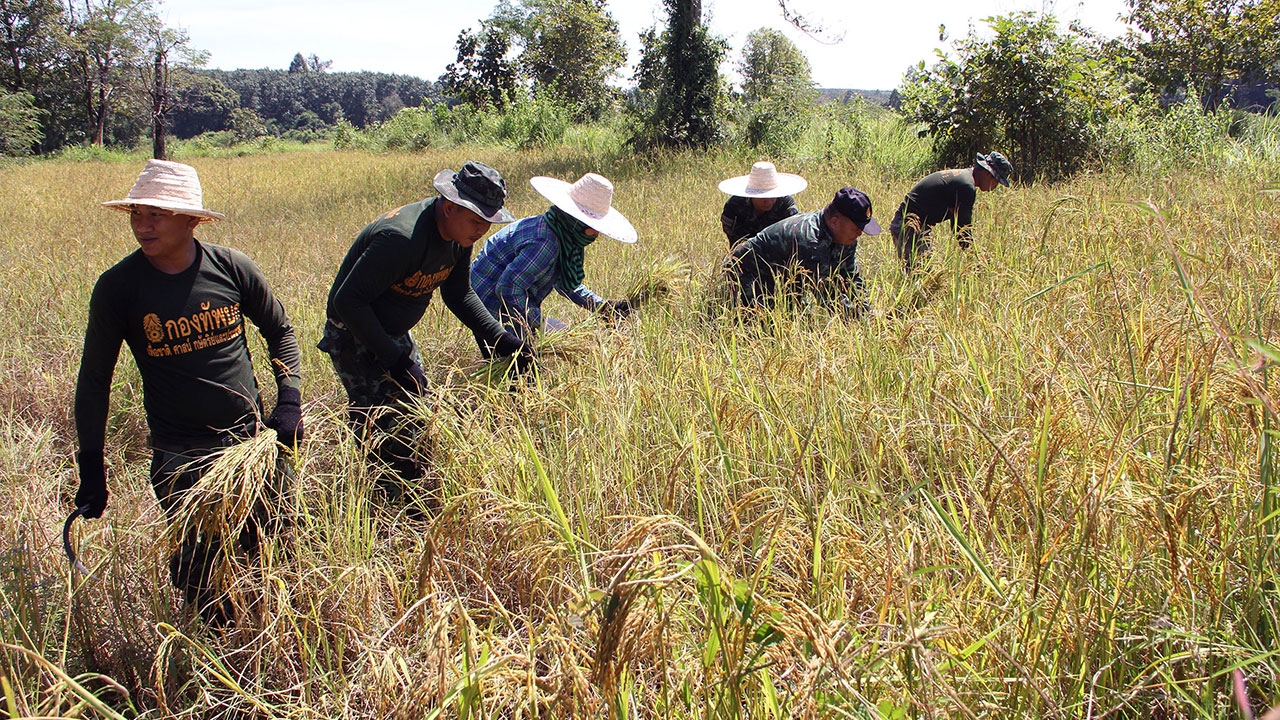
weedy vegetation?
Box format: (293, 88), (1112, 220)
(0, 135), (1278, 718)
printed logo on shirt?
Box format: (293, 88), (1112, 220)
(143, 302), (243, 358)
(382, 205), (406, 220)
(392, 266), (452, 297)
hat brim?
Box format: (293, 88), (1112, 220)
(975, 158), (1010, 187)
(101, 199), (224, 223)
(717, 173), (808, 198)
(530, 176), (637, 244)
(859, 217), (882, 236)
(433, 169), (517, 223)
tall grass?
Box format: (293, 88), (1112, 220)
(0, 146), (1278, 717)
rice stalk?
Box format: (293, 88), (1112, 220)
(623, 256), (690, 308)
(163, 430), (283, 549)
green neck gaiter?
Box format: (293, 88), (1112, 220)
(545, 205), (596, 294)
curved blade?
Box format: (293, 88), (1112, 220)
(62, 505), (94, 577)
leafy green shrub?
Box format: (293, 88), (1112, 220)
(900, 12), (1129, 182)
(0, 92), (43, 157)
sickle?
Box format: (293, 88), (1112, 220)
(62, 505), (94, 578)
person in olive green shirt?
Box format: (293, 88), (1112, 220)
(889, 151), (1013, 270)
(75, 160), (302, 626)
(727, 186), (882, 318)
(320, 161), (533, 504)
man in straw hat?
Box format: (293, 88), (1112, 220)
(726, 186), (881, 318)
(470, 172), (637, 341)
(74, 159), (303, 625)
(889, 151), (1013, 270)
(718, 161), (806, 246)
(320, 160), (533, 505)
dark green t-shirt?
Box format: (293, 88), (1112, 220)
(898, 168), (978, 232)
(76, 241), (302, 451)
(326, 197), (506, 367)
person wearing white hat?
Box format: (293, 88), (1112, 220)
(718, 161), (807, 246)
(320, 160), (534, 506)
(470, 172), (637, 342)
(74, 159), (303, 625)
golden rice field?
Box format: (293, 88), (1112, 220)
(1, 147), (1279, 718)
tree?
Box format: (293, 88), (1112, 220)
(0, 0), (65, 93)
(630, 0), (728, 149)
(64, 0), (161, 146)
(139, 24), (204, 159)
(440, 25), (518, 109)
(736, 27), (817, 150)
(1124, 0), (1280, 110)
(899, 13), (1129, 181)
(288, 52), (306, 74)
(519, 0), (625, 120)
(738, 27), (814, 103)
(0, 89), (41, 154)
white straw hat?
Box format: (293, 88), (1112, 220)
(530, 173), (637, 244)
(717, 161), (808, 199)
(102, 159), (224, 222)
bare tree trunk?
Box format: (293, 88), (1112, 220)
(151, 46), (165, 159)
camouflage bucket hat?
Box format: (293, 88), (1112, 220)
(432, 161), (517, 223)
(975, 151), (1013, 186)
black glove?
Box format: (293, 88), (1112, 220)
(492, 332), (537, 376)
(605, 299), (632, 321)
(266, 385), (303, 448)
(75, 449), (108, 519)
(387, 353), (427, 394)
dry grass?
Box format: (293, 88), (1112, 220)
(0, 148), (1278, 718)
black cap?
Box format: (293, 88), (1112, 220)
(432, 161), (517, 223)
(826, 187), (881, 235)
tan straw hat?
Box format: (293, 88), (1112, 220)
(530, 173), (637, 244)
(101, 159), (225, 222)
(717, 161), (808, 199)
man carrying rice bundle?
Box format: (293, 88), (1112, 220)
(320, 161), (534, 504)
(470, 172), (637, 342)
(73, 160), (303, 626)
(726, 186), (882, 319)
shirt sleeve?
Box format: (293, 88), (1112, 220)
(74, 273), (126, 453)
(440, 245), (508, 345)
(230, 249), (302, 392)
(720, 198), (738, 242)
(559, 284), (606, 312)
(330, 229), (418, 367)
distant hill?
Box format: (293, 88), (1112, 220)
(817, 88), (896, 106)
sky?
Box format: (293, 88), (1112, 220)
(157, 0), (1132, 91)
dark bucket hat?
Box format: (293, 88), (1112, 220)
(975, 151), (1013, 186)
(432, 161), (516, 223)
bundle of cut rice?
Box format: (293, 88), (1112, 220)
(165, 430), (283, 547)
(622, 256), (690, 308)
(465, 322), (599, 386)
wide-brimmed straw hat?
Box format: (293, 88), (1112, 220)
(530, 173), (637, 244)
(101, 159), (225, 222)
(717, 161), (808, 199)
(432, 161), (516, 223)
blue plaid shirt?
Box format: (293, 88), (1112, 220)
(470, 214), (605, 339)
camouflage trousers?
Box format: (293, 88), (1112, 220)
(889, 204), (931, 271)
(317, 320), (430, 496)
(151, 436), (292, 626)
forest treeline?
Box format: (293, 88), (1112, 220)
(1, 0), (1277, 182)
